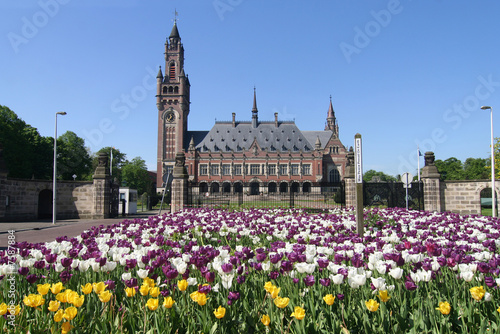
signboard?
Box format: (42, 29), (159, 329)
(401, 172), (413, 189)
(355, 135), (363, 184)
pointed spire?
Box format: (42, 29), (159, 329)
(252, 87), (258, 128)
(170, 22), (180, 39)
(327, 95), (335, 118)
(325, 95), (337, 131)
(157, 66), (163, 79)
(315, 136), (322, 150)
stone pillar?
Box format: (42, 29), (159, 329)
(92, 152), (111, 219)
(0, 143), (8, 220)
(344, 147), (356, 208)
(171, 152), (189, 213)
(421, 151), (442, 212)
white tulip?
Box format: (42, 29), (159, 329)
(388, 267), (403, 280)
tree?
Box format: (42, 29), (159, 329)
(57, 131), (93, 180)
(363, 169), (397, 182)
(0, 105), (52, 179)
(435, 157), (465, 180)
(463, 157), (489, 180)
(121, 157), (153, 195)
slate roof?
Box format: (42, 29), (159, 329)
(192, 121), (321, 153)
(302, 131), (333, 150)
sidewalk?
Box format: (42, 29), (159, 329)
(0, 210), (164, 248)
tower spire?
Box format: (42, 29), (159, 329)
(252, 87), (258, 128)
(325, 95), (337, 133)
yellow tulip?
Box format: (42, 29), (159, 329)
(81, 283), (93, 295)
(66, 290), (79, 304)
(323, 294), (335, 306)
(61, 321), (73, 334)
(190, 291), (201, 302)
(50, 282), (64, 294)
(139, 284), (150, 296)
(290, 306), (305, 320)
(12, 305), (21, 316)
(56, 291), (68, 303)
(149, 287), (160, 297)
(497, 306), (500, 313)
(470, 286), (485, 301)
(270, 286), (281, 299)
(0, 303), (7, 315)
(177, 279), (188, 292)
(93, 282), (107, 295)
(264, 281), (274, 293)
(163, 296), (175, 309)
(196, 293), (208, 306)
(63, 306), (78, 321)
(48, 300), (60, 312)
(99, 291), (112, 303)
(436, 301), (451, 315)
(378, 290), (391, 303)
(146, 298), (159, 311)
(365, 299), (379, 312)
(54, 309), (64, 322)
(71, 295), (85, 308)
(23, 294), (45, 308)
(274, 296), (290, 309)
(37, 283), (50, 295)
(125, 287), (137, 297)
(214, 306), (226, 319)
(143, 277), (155, 288)
(261, 314), (271, 326)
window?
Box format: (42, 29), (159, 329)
(169, 63), (176, 80)
(210, 164), (219, 175)
(199, 165), (208, 176)
(268, 164), (276, 175)
(291, 164), (299, 175)
(279, 164), (288, 176)
(303, 164), (311, 175)
(222, 164), (231, 175)
(250, 164), (260, 175)
(234, 165), (242, 175)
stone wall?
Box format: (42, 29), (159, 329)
(441, 180), (493, 215)
(0, 178), (94, 221)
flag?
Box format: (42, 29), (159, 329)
(418, 149), (423, 156)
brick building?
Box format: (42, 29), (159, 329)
(156, 23), (348, 194)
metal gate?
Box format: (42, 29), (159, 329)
(363, 181), (423, 210)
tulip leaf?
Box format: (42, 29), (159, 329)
(209, 322), (218, 334)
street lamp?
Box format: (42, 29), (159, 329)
(481, 106), (495, 217)
(53, 111), (67, 224)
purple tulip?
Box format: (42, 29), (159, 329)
(60, 270), (72, 283)
(61, 257), (73, 268)
(221, 263), (233, 273)
(303, 275), (315, 287)
(26, 274), (38, 284)
(205, 271), (215, 283)
(319, 278), (330, 287)
(18, 267), (29, 276)
(105, 280), (116, 290)
(404, 280), (418, 291)
(198, 284), (211, 294)
(45, 253), (57, 264)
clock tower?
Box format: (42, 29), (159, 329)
(156, 21), (190, 188)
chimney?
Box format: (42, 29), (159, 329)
(232, 113), (236, 127)
(274, 112), (278, 127)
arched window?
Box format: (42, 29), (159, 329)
(162, 86), (168, 94)
(222, 182), (231, 193)
(279, 183), (288, 193)
(169, 63), (176, 80)
(211, 183), (220, 193)
(291, 182), (299, 193)
(302, 182), (311, 193)
(174, 86), (179, 94)
(329, 169), (341, 183)
(168, 86), (174, 93)
(268, 182), (277, 193)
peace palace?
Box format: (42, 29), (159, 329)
(156, 22), (348, 195)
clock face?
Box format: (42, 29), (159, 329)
(166, 112), (175, 123)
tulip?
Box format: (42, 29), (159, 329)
(50, 282), (64, 294)
(274, 296), (290, 309)
(37, 283), (50, 295)
(270, 286), (281, 299)
(146, 298), (159, 311)
(196, 293), (208, 306)
(48, 300), (60, 312)
(264, 281), (274, 293)
(54, 309), (64, 322)
(323, 294), (335, 306)
(290, 306), (305, 320)
(93, 282), (107, 294)
(436, 301), (451, 315)
(261, 314), (271, 326)
(0, 303), (7, 316)
(98, 291), (112, 303)
(177, 279), (188, 292)
(81, 283), (93, 295)
(214, 306), (226, 319)
(163, 296), (175, 309)
(61, 322), (73, 334)
(23, 294), (45, 308)
(125, 287), (136, 297)
(365, 299), (379, 312)
(149, 287), (160, 297)
(470, 286), (485, 301)
(378, 290), (391, 303)
(139, 284), (150, 296)
(63, 306), (78, 321)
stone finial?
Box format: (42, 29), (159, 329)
(344, 147), (355, 178)
(315, 136), (322, 150)
(421, 151), (440, 178)
(173, 152), (188, 178)
(93, 152), (110, 179)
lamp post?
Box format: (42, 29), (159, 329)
(53, 111), (67, 224)
(481, 106), (495, 217)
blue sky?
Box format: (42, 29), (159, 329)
(1, 0), (500, 177)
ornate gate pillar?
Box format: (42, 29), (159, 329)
(171, 152), (189, 213)
(93, 152), (111, 219)
(421, 151), (442, 212)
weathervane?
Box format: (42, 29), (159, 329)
(173, 9), (179, 24)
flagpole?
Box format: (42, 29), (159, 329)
(417, 146), (421, 182)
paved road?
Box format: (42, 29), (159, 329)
(0, 210), (163, 248)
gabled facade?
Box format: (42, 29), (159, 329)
(157, 23), (348, 193)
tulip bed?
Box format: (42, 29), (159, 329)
(1, 207), (500, 333)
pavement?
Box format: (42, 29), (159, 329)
(0, 209), (165, 249)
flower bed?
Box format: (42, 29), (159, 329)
(1, 207), (500, 333)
